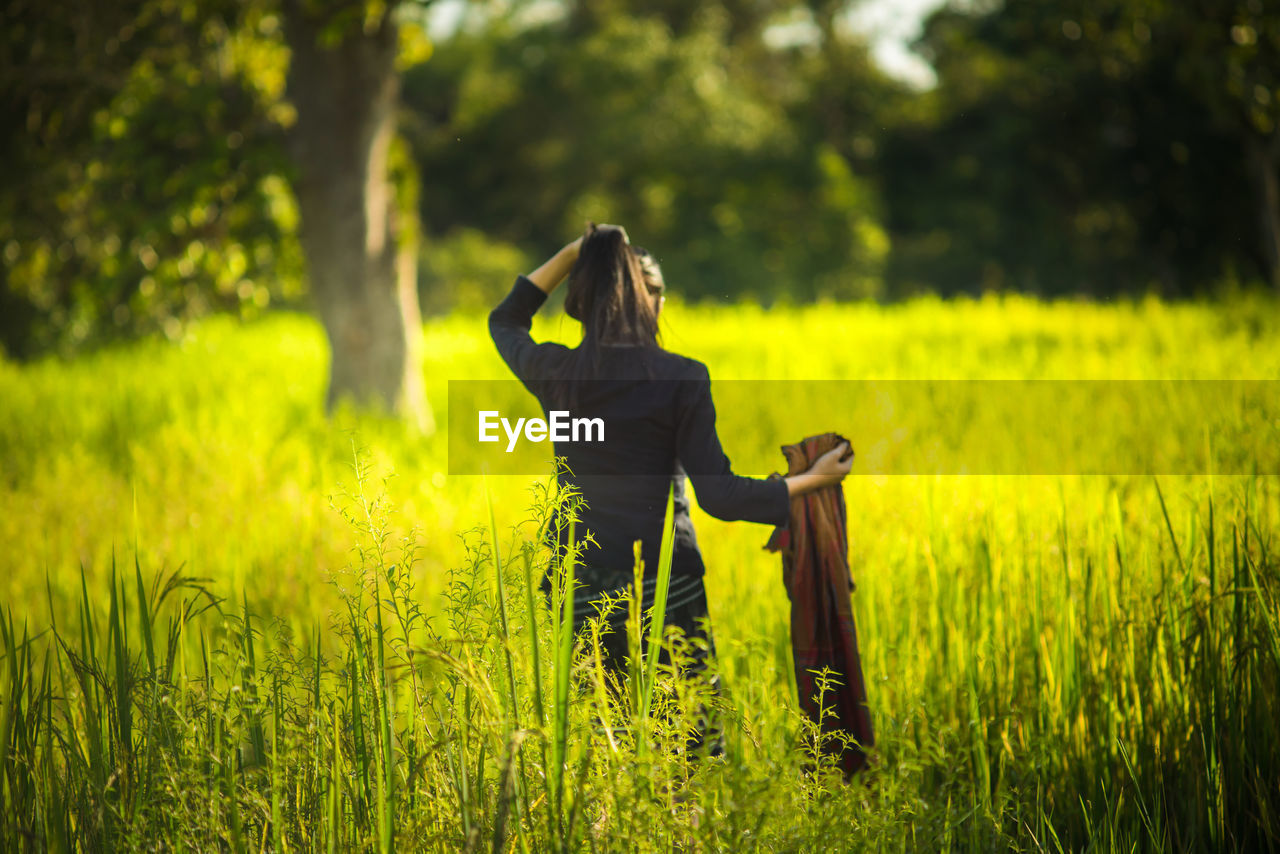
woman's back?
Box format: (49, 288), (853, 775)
(489, 274), (790, 584)
(525, 343), (702, 578)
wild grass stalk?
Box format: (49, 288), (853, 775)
(1, 461), (1278, 850)
(483, 478), (533, 854)
(638, 484), (677, 733)
(550, 516), (575, 842)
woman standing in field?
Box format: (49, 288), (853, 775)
(488, 223), (852, 747)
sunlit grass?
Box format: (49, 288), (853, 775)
(1, 294), (1278, 850)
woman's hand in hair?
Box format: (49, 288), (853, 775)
(784, 441), (853, 497)
(526, 236), (584, 295)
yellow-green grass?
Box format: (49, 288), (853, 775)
(1, 294), (1278, 851)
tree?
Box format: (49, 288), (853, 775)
(878, 0), (1268, 298)
(282, 0), (428, 425)
(1166, 0), (1280, 291)
(2, 0), (435, 425)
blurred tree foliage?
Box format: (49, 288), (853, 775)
(880, 0), (1279, 297)
(3, 0), (1278, 360)
(0, 0), (302, 358)
(1, 0), (433, 423)
(403, 0), (893, 306)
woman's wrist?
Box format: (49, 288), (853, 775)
(784, 471), (830, 497)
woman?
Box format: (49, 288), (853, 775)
(488, 223), (852, 723)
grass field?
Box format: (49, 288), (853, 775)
(2, 294), (1279, 851)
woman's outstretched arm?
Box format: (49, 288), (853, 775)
(675, 362), (853, 524)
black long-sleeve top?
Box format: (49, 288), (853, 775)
(489, 275), (790, 584)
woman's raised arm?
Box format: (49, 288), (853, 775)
(525, 237), (583, 294)
(489, 235), (581, 389)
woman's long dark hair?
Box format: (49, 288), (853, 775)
(552, 223), (663, 409)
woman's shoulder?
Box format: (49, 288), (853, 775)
(648, 348), (710, 381)
(515, 340), (573, 382)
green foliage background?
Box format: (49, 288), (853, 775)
(4, 0), (1279, 358)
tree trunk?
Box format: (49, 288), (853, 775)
(283, 1), (430, 430)
(1247, 132), (1280, 293)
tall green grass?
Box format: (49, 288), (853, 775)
(3, 462), (1278, 850)
(2, 296), (1279, 849)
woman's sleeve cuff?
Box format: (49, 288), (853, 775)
(768, 475), (792, 526)
(512, 275), (549, 311)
